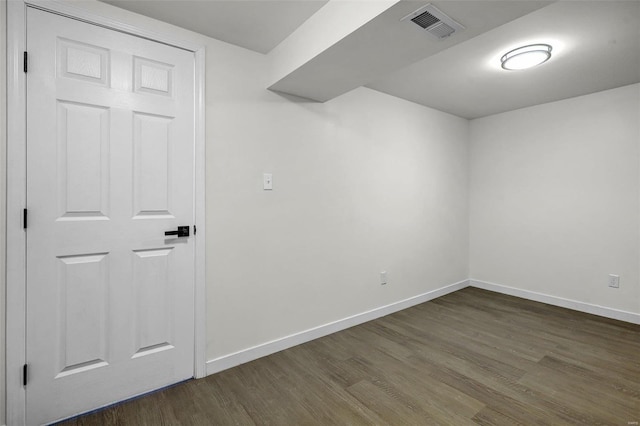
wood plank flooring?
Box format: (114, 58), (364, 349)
(58, 287), (640, 425)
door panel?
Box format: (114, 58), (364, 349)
(56, 253), (110, 378)
(133, 112), (175, 218)
(57, 101), (111, 219)
(132, 247), (175, 356)
(134, 56), (173, 96)
(57, 38), (110, 85)
(26, 8), (196, 425)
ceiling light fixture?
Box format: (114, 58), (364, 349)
(501, 44), (552, 70)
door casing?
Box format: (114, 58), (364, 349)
(6, 2), (207, 424)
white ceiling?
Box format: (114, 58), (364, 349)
(268, 1), (552, 102)
(100, 0), (640, 119)
(368, 1), (640, 118)
(100, 0), (328, 54)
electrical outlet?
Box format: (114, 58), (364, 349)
(380, 271), (388, 285)
(608, 274), (620, 288)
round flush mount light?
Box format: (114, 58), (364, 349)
(501, 44), (552, 70)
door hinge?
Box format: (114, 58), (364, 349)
(23, 51), (28, 73)
(23, 364), (28, 386)
(194, 225), (197, 235)
(23, 208), (28, 229)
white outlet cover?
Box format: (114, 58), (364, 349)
(608, 274), (620, 288)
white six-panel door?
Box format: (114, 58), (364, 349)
(26, 8), (196, 425)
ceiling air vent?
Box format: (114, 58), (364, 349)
(402, 4), (465, 40)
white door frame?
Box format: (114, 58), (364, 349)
(6, 1), (207, 424)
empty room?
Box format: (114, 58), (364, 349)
(1, 0), (639, 424)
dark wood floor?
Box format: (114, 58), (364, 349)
(59, 287), (640, 425)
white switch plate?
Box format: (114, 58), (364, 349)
(263, 173), (273, 190)
(380, 271), (388, 285)
(608, 274), (619, 288)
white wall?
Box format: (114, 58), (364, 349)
(0, 3), (469, 419)
(206, 49), (469, 359)
(3, 1), (640, 423)
(56, 1), (470, 362)
(470, 84), (640, 315)
(1, 0), (7, 423)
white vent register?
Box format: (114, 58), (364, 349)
(402, 4), (465, 40)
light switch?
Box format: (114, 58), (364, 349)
(263, 173), (273, 190)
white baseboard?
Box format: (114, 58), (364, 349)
(206, 277), (639, 376)
(206, 279), (470, 376)
(470, 279), (640, 325)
